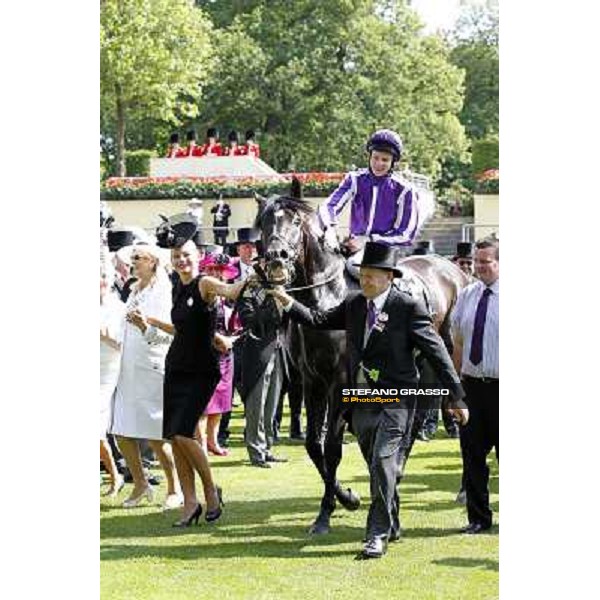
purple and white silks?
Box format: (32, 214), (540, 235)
(317, 169), (425, 247)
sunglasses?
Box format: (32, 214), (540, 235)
(131, 254), (151, 262)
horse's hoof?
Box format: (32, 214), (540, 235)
(336, 488), (361, 511)
(308, 520), (331, 535)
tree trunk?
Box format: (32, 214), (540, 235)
(116, 88), (126, 177)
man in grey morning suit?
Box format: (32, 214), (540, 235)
(268, 242), (467, 559)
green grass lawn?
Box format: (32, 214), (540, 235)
(101, 408), (499, 600)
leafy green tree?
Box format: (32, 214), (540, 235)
(196, 0), (468, 176)
(101, 0), (214, 175)
(448, 4), (499, 139)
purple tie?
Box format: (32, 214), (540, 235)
(367, 300), (377, 331)
(469, 288), (492, 366)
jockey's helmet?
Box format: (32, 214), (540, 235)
(366, 129), (403, 161)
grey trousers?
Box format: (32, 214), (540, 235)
(245, 352), (284, 462)
(352, 404), (414, 540)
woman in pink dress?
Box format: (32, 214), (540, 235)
(196, 253), (241, 456)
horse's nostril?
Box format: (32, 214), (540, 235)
(280, 250), (288, 260)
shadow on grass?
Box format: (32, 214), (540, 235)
(432, 557), (499, 572)
(101, 537), (360, 561)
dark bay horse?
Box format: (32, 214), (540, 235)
(254, 179), (469, 534)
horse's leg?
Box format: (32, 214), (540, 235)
(326, 408), (360, 511)
(302, 379), (333, 534)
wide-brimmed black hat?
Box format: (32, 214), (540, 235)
(107, 229), (135, 252)
(412, 240), (435, 256)
(169, 132), (180, 144)
(186, 129), (196, 142)
(228, 130), (239, 143)
(155, 213), (199, 249)
(454, 242), (473, 259)
(353, 241), (402, 278)
(206, 127), (218, 139)
(234, 227), (261, 244)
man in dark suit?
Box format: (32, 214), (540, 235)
(235, 275), (289, 468)
(268, 242), (467, 559)
(210, 196), (232, 245)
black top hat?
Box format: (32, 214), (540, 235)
(206, 127), (218, 139)
(412, 240), (435, 256)
(228, 130), (239, 143)
(454, 242), (473, 259)
(107, 229), (135, 252)
(245, 129), (255, 141)
(352, 242), (402, 278)
(169, 133), (180, 144)
(186, 130), (196, 142)
(155, 213), (199, 249)
(235, 227), (261, 244)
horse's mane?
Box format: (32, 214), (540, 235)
(254, 195), (315, 228)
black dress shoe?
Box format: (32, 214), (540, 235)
(290, 431), (306, 441)
(460, 522), (491, 535)
(265, 454), (288, 463)
(250, 459), (272, 469)
(356, 537), (387, 560)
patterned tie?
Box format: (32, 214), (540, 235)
(367, 300), (377, 331)
(469, 288), (492, 366)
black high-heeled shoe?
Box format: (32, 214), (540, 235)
(205, 486), (224, 523)
(172, 504), (202, 528)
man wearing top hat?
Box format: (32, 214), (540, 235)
(200, 127), (223, 157)
(412, 240), (435, 256)
(230, 227), (260, 282)
(210, 196), (232, 246)
(217, 227), (261, 448)
(452, 242), (475, 278)
(268, 241), (467, 559)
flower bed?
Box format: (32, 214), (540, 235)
(101, 173), (345, 200)
(474, 168), (499, 194)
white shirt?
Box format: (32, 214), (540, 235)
(451, 278), (499, 379)
(239, 260), (254, 281)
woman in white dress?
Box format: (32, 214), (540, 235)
(109, 244), (182, 509)
(100, 258), (125, 497)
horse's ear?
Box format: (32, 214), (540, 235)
(254, 192), (267, 211)
(290, 176), (303, 200)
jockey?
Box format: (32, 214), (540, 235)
(317, 129), (430, 256)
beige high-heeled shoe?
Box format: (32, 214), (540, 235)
(104, 476), (125, 498)
(122, 485), (155, 508)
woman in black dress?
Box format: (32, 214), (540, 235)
(149, 219), (243, 525)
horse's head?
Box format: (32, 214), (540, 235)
(254, 177), (315, 286)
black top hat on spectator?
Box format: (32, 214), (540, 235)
(107, 229), (135, 252)
(228, 130), (239, 143)
(169, 133), (180, 145)
(245, 129), (255, 141)
(234, 228), (261, 245)
(352, 241), (402, 278)
(412, 240), (435, 255)
(206, 127), (218, 139)
(454, 242), (473, 259)
(186, 130), (196, 142)
(156, 214), (199, 249)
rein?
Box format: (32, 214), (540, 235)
(285, 264), (345, 293)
